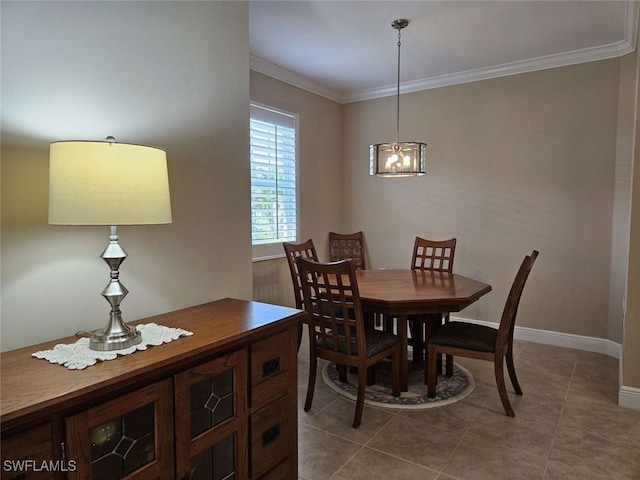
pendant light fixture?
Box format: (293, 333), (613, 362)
(370, 19), (427, 177)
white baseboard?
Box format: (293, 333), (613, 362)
(450, 316), (622, 359)
(619, 386), (640, 410)
(449, 317), (640, 410)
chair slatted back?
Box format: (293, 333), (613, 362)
(411, 237), (457, 273)
(296, 258), (365, 358)
(496, 250), (539, 351)
(283, 239), (319, 309)
(329, 231), (366, 270)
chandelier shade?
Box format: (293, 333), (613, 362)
(370, 142), (426, 177)
(370, 19), (427, 177)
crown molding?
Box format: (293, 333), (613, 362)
(252, 1), (639, 105)
(250, 55), (344, 103)
(344, 38), (636, 103)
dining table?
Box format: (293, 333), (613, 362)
(355, 269), (492, 391)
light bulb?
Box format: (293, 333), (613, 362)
(403, 155), (411, 167)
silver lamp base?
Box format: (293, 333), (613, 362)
(89, 225), (143, 351)
(90, 327), (142, 351)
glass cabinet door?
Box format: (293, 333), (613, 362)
(174, 348), (248, 480)
(65, 379), (174, 480)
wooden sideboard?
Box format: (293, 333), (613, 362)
(0, 298), (303, 480)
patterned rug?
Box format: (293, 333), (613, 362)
(322, 358), (474, 409)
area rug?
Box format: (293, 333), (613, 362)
(322, 358), (474, 409)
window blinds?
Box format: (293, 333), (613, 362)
(250, 104), (298, 253)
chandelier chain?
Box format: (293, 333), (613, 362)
(396, 28), (401, 143)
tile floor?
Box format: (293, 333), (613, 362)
(295, 330), (640, 480)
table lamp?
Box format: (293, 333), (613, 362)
(48, 137), (172, 351)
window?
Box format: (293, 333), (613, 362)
(250, 103), (298, 260)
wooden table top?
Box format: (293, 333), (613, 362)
(355, 269), (492, 315)
(0, 298), (304, 431)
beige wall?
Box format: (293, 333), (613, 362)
(2, 2), (636, 387)
(250, 71), (343, 308)
(1, 1), (252, 351)
(249, 59), (636, 349)
(611, 52), (638, 343)
(623, 26), (640, 390)
(342, 59), (626, 340)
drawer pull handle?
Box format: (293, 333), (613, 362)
(262, 424), (281, 446)
(262, 357), (280, 377)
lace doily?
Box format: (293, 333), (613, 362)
(32, 323), (193, 370)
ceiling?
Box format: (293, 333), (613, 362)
(249, 1), (638, 103)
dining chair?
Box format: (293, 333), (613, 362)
(329, 231), (366, 270)
(427, 250), (539, 417)
(296, 257), (401, 428)
(329, 231), (385, 329)
(411, 236), (457, 272)
(283, 239), (319, 351)
(409, 237), (457, 373)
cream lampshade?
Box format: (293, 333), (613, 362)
(49, 138), (172, 351)
(49, 141), (172, 226)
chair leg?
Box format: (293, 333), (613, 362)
(506, 348), (523, 395)
(366, 365), (376, 386)
(304, 352), (317, 412)
(410, 320), (425, 363)
(425, 316), (440, 371)
(337, 363), (347, 383)
(494, 357), (515, 417)
(445, 354), (454, 377)
(353, 364), (367, 428)
(296, 323), (303, 351)
(427, 345), (438, 397)
(384, 315), (394, 333)
(441, 314), (453, 377)
(391, 349), (401, 397)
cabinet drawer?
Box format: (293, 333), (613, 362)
(250, 395), (290, 479)
(1, 423), (54, 480)
(250, 330), (290, 411)
(257, 459), (290, 480)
